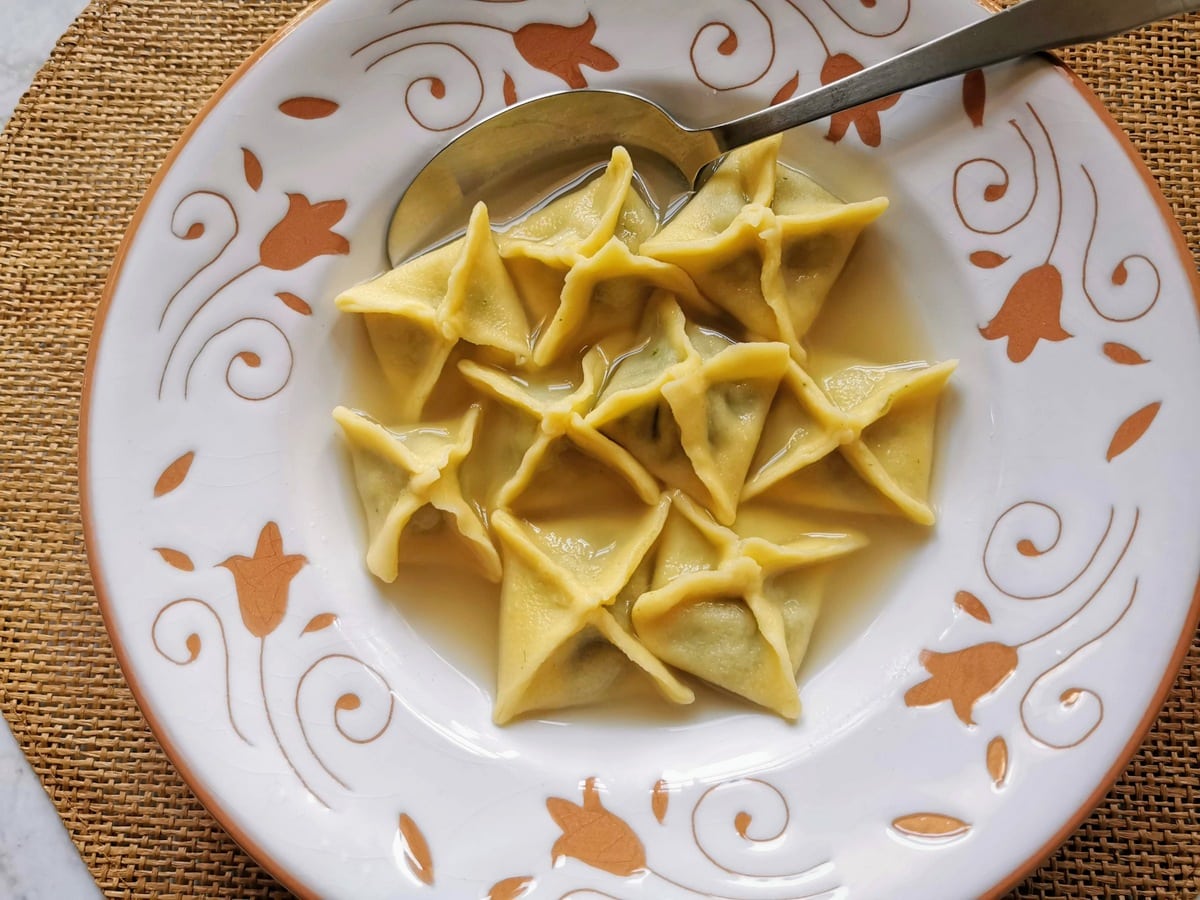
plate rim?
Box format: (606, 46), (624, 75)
(76, 2), (1200, 897)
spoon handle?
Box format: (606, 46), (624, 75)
(709, 0), (1200, 152)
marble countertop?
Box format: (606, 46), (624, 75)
(2, 4), (107, 897)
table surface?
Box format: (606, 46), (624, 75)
(0, 2), (1196, 898)
(0, 8), (98, 899)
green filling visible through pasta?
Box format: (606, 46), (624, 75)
(333, 137), (956, 724)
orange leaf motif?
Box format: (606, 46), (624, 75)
(154, 451), (194, 497)
(651, 779), (669, 824)
(963, 69), (986, 127)
(185, 633), (202, 662)
(1107, 402), (1161, 462)
(242, 148), (263, 191)
(512, 15), (618, 89)
(154, 548), (195, 572)
(717, 29), (738, 55)
(546, 777), (645, 876)
(236, 351), (261, 368)
(822, 53), (900, 148)
(892, 813), (971, 839)
(302, 613), (338, 634)
(276, 292), (313, 316)
(398, 813), (434, 886)
(987, 736), (1008, 787)
(502, 71), (517, 106)
(772, 72), (800, 105)
(734, 811), (752, 838)
(1103, 342), (1148, 366)
(1016, 539), (1042, 557)
(218, 522), (307, 638)
(954, 590), (991, 623)
(970, 250), (1009, 269)
(488, 876), (534, 900)
(979, 263), (1072, 363)
(278, 97), (339, 119)
(259, 194), (350, 271)
(184, 222), (205, 240)
(337, 693), (361, 711)
(904, 642), (1018, 726)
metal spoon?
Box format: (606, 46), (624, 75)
(388, 0), (1198, 265)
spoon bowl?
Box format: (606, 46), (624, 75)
(387, 90), (719, 266)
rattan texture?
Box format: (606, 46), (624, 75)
(0, 2), (1195, 896)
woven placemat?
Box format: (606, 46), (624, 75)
(0, 1), (1195, 896)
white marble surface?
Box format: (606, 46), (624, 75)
(3, 3), (107, 898)
(0, 0), (90, 126)
(0, 725), (99, 899)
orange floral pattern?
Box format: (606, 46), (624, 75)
(219, 521), (307, 638)
(495, 776), (836, 896)
(904, 642), (1019, 725)
(259, 193), (350, 271)
(512, 15), (618, 89)
(822, 53), (900, 147)
(1106, 402), (1161, 462)
(979, 263), (1072, 363)
(963, 69), (986, 127)
(547, 777), (646, 877)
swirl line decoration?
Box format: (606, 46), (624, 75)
(353, 8), (619, 124)
(957, 95), (1163, 366)
(1080, 165), (1161, 323)
(295, 653), (399, 792)
(489, 777), (839, 899)
(904, 500), (1142, 822)
(151, 597), (249, 745)
(157, 142), (348, 401)
(182, 316), (294, 402)
(688, 0), (910, 147)
(159, 191), (240, 330)
(148, 520), (402, 814)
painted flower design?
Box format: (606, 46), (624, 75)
(513, 15), (618, 89)
(979, 263), (1072, 362)
(219, 522), (307, 637)
(546, 777), (645, 876)
(258, 193), (350, 271)
(822, 53), (900, 147)
(904, 642), (1019, 725)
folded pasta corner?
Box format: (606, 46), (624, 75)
(491, 500), (693, 723)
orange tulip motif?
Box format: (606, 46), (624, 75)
(822, 53), (901, 147)
(546, 777), (646, 877)
(904, 642), (1019, 726)
(219, 521), (307, 638)
(259, 193), (350, 271)
(513, 15), (619, 89)
(979, 263), (1072, 363)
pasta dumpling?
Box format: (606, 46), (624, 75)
(632, 493), (866, 718)
(333, 404), (501, 583)
(336, 203), (530, 421)
(498, 145), (656, 265)
(459, 350), (659, 509)
(747, 359), (958, 524)
(642, 136), (888, 361)
(588, 296), (790, 525)
(492, 498), (693, 723)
